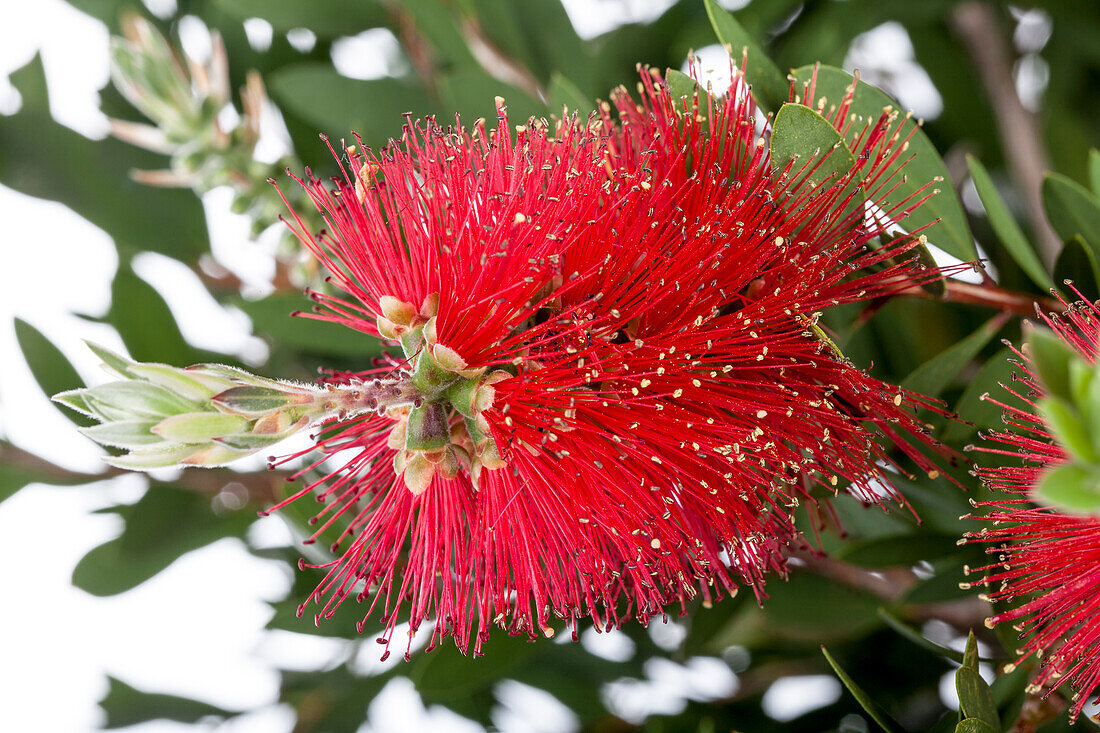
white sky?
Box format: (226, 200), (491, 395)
(0, 0), (987, 730)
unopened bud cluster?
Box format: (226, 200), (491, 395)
(58, 299), (509, 495)
(377, 293), (510, 493)
(55, 343), (346, 469)
(109, 14), (316, 280)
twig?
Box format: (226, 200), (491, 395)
(952, 2), (1062, 268)
(905, 279), (1065, 316)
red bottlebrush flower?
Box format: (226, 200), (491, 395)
(965, 300), (1100, 718)
(270, 67), (947, 657)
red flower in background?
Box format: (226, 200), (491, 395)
(270, 67), (947, 657)
(966, 301), (1100, 718)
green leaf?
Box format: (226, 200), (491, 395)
(0, 55), (208, 262)
(771, 103), (858, 209)
(967, 156), (1054, 291)
(388, 0), (476, 69)
(437, 68), (546, 126)
(108, 265), (206, 367)
(703, 0), (787, 113)
(955, 720), (997, 733)
(1043, 172), (1100, 252)
(902, 316), (1005, 400)
(1039, 397), (1097, 463)
(212, 0), (387, 36)
(1033, 463), (1100, 514)
(100, 676), (231, 729)
(72, 485), (253, 596)
(1054, 235), (1100, 301)
(790, 65), (976, 261)
(268, 65), (435, 147)
(235, 293), (386, 358)
(14, 318), (92, 427)
(821, 646), (907, 733)
(1027, 327), (1077, 403)
(547, 72), (594, 116)
(761, 572), (880, 641)
(956, 667), (1000, 730)
(944, 347), (1017, 443)
(1090, 149), (1100, 197)
(877, 608), (988, 665)
(962, 629), (979, 671)
(839, 533), (963, 567)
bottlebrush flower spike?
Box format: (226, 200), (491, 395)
(263, 65), (954, 657)
(964, 299), (1100, 719)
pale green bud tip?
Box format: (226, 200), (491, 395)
(55, 345), (328, 472)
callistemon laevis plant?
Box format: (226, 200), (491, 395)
(964, 300), (1100, 718)
(61, 67), (951, 657)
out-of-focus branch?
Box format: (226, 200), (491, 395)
(1007, 684), (1067, 733)
(460, 18), (544, 99)
(903, 279), (1065, 317)
(952, 2), (1062, 268)
(2, 440), (286, 505)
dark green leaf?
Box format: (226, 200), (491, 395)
(389, 0), (476, 69)
(469, 0), (590, 95)
(437, 68), (546, 125)
(100, 676), (231, 729)
(547, 72), (594, 116)
(962, 630), (979, 671)
(877, 608), (988, 665)
(703, 0), (787, 113)
(821, 646), (907, 733)
(212, 0), (387, 36)
(268, 65), (434, 147)
(1043, 172), (1100, 252)
(236, 294), (385, 358)
(967, 156), (1054, 291)
(761, 572), (880, 641)
(955, 667), (1000, 730)
(0, 55), (208, 262)
(1090, 149), (1100, 197)
(72, 485), (253, 596)
(955, 720), (997, 733)
(108, 265), (201, 366)
(771, 103), (858, 206)
(902, 316), (1005, 400)
(790, 65), (976, 261)
(839, 532), (963, 567)
(1054, 235), (1100, 301)
(944, 347), (1017, 442)
(14, 318), (93, 427)
(1033, 463), (1100, 514)
(411, 634), (536, 703)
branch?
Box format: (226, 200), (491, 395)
(905, 279), (1065, 317)
(952, 2), (1062, 268)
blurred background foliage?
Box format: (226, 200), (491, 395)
(4, 0), (1100, 730)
